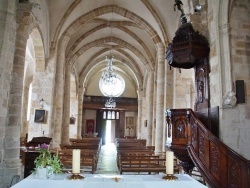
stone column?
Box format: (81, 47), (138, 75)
(21, 83), (29, 138)
(61, 63), (71, 145)
(51, 45), (66, 148)
(5, 12), (38, 187)
(155, 43), (165, 153)
(146, 71), (154, 145)
(77, 86), (84, 138)
(0, 1), (18, 186)
(137, 89), (143, 138)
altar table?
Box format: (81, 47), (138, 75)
(12, 173), (207, 188)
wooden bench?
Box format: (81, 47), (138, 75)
(118, 155), (166, 174)
(59, 152), (97, 174)
(117, 150), (155, 169)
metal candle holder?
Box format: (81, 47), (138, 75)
(67, 173), (84, 180)
(162, 174), (178, 181)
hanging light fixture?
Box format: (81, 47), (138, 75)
(101, 56), (117, 86)
(101, 56), (117, 108)
(105, 97), (116, 108)
(102, 1), (116, 108)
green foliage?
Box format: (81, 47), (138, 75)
(34, 144), (63, 174)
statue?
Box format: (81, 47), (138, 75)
(174, 0), (184, 16)
(223, 91), (237, 108)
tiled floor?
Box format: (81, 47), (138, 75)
(95, 143), (119, 174)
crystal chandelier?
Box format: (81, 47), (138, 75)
(101, 56), (117, 86)
(105, 97), (116, 108)
(101, 56), (117, 108)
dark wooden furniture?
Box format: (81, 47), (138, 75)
(25, 136), (52, 147)
(20, 149), (39, 178)
(166, 108), (250, 188)
(59, 152), (97, 174)
(118, 155), (166, 174)
(21, 136), (52, 178)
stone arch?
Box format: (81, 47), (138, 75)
(67, 22), (154, 63)
(141, 0), (169, 45)
(79, 48), (143, 91)
(30, 28), (46, 72)
(68, 37), (152, 71)
(58, 5), (162, 51)
(51, 0), (82, 50)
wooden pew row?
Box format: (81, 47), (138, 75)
(118, 155), (166, 174)
(58, 149), (98, 174)
(115, 138), (147, 146)
(117, 150), (155, 167)
(70, 137), (102, 144)
(61, 144), (100, 151)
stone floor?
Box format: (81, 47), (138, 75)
(95, 143), (119, 174)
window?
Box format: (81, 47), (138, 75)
(102, 110), (120, 120)
(99, 74), (125, 97)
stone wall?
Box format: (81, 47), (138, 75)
(0, 0), (17, 187)
(174, 69), (195, 109)
(219, 0), (250, 159)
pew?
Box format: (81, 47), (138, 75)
(58, 152), (97, 174)
(118, 155), (166, 174)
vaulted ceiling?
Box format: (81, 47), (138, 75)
(46, 0), (187, 96)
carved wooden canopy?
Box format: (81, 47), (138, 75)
(166, 22), (210, 69)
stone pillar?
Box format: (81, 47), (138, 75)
(51, 47), (65, 148)
(5, 9), (38, 187)
(0, 1), (18, 186)
(51, 35), (70, 148)
(155, 43), (165, 153)
(21, 83), (29, 138)
(147, 71), (154, 145)
(77, 86), (84, 139)
(137, 89), (143, 138)
(5, 32), (29, 183)
(61, 63), (71, 145)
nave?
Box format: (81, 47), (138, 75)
(95, 143), (119, 174)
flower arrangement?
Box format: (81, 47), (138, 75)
(34, 143), (63, 174)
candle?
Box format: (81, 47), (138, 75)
(166, 151), (174, 174)
(72, 149), (81, 174)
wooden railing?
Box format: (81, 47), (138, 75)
(166, 108), (250, 188)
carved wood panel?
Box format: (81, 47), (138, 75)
(210, 141), (220, 179)
(190, 116), (197, 152)
(166, 109), (250, 188)
(228, 159), (241, 188)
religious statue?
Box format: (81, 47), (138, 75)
(174, 0), (184, 16)
(223, 91), (237, 108)
(198, 80), (204, 103)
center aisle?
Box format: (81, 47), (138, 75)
(95, 143), (119, 174)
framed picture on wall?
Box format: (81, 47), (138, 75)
(34, 109), (47, 123)
(126, 117), (134, 129)
(86, 119), (95, 134)
(70, 117), (76, 124)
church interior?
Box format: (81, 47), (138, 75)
(0, 0), (250, 187)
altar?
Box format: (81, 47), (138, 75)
(12, 173), (207, 188)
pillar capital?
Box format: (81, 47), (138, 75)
(16, 3), (39, 36)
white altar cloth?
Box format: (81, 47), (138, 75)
(12, 173), (207, 188)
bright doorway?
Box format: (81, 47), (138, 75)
(105, 120), (115, 144)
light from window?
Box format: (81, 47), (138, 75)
(99, 74), (125, 97)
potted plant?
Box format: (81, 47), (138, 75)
(34, 143), (63, 178)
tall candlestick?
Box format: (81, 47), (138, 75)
(72, 149), (81, 174)
(166, 151), (174, 174)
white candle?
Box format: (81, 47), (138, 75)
(72, 149), (81, 174)
(166, 151), (174, 174)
